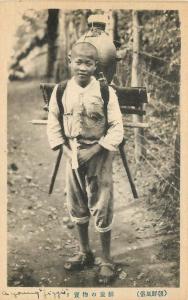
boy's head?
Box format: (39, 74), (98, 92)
(69, 42), (98, 87)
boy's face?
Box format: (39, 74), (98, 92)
(70, 44), (97, 87)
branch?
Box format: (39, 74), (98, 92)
(10, 33), (47, 69)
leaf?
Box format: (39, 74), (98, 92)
(119, 271), (128, 280)
(137, 272), (144, 280)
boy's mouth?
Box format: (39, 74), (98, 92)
(78, 73), (88, 77)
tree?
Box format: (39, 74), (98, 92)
(46, 9), (59, 79)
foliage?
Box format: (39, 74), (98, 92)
(13, 9), (48, 52)
(9, 9), (48, 79)
(12, 9), (48, 56)
(116, 10), (180, 103)
(139, 10), (180, 103)
(10, 9), (181, 105)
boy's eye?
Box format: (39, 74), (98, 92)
(75, 60), (93, 66)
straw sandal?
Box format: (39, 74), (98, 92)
(98, 262), (116, 284)
(64, 251), (95, 271)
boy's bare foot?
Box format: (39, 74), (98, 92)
(98, 260), (116, 284)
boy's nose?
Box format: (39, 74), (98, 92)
(79, 64), (87, 71)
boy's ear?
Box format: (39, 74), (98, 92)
(68, 53), (71, 64)
(94, 60), (98, 70)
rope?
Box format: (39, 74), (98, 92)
(139, 66), (180, 87)
(136, 139), (180, 181)
(119, 47), (180, 66)
(142, 156), (180, 194)
(138, 50), (180, 66)
(144, 130), (180, 155)
(149, 99), (178, 113)
(137, 133), (180, 167)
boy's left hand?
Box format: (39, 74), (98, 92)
(78, 143), (102, 166)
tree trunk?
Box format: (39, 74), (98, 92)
(131, 10), (145, 163)
(106, 10), (120, 47)
(46, 9), (59, 79)
(54, 10), (69, 82)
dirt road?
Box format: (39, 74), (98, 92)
(7, 80), (179, 287)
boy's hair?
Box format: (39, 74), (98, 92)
(71, 42), (98, 61)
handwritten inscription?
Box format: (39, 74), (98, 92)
(1, 289), (115, 299)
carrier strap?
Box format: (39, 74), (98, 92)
(56, 79), (109, 132)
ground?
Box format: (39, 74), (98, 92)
(7, 80), (179, 288)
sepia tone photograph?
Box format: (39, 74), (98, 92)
(6, 7), (180, 291)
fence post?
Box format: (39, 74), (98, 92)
(131, 10), (145, 163)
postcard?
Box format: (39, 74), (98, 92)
(0, 1), (187, 299)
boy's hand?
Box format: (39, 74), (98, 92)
(78, 143), (102, 166)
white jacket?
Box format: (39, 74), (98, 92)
(47, 76), (124, 152)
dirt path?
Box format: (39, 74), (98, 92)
(7, 80), (179, 287)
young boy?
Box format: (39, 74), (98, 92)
(47, 42), (124, 283)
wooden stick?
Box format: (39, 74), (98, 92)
(29, 120), (47, 125)
(29, 120), (149, 128)
(125, 122), (149, 128)
(121, 107), (146, 116)
(49, 148), (63, 194)
(119, 139), (138, 199)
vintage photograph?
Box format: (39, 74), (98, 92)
(7, 8), (180, 288)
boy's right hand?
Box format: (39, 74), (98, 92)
(77, 143), (102, 166)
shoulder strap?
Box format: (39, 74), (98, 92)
(57, 79), (109, 118)
(56, 79), (110, 133)
(99, 80), (109, 130)
(56, 80), (68, 115)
